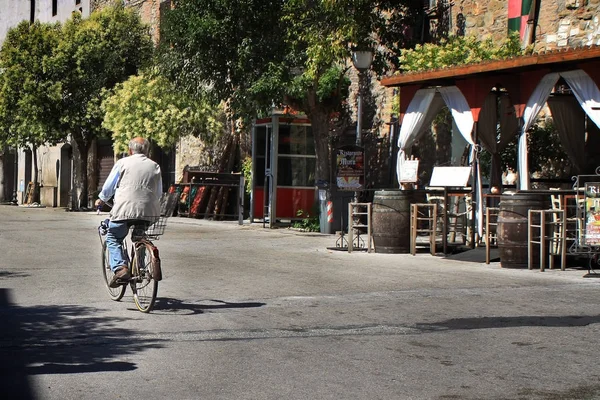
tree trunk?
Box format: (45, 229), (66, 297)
(31, 144), (40, 203)
(305, 91), (332, 233)
(73, 136), (91, 210)
(215, 130), (239, 219)
(305, 102), (331, 188)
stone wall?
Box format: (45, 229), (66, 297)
(456, 0), (600, 50)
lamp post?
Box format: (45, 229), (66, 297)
(352, 49), (373, 147)
(351, 49), (373, 206)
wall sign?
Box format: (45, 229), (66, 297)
(584, 183), (600, 246)
(335, 145), (364, 191)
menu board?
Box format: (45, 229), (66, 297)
(335, 145), (364, 190)
(584, 183), (600, 246)
(399, 160), (419, 183)
(429, 166), (471, 187)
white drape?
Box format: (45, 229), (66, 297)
(561, 70), (600, 129)
(517, 73), (560, 189)
(437, 86), (481, 236)
(395, 88), (437, 182)
(438, 86), (475, 147)
(518, 69), (600, 189)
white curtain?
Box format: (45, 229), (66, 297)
(438, 86), (475, 147)
(562, 70), (600, 129)
(518, 73), (560, 189)
(437, 86), (482, 235)
(518, 69), (600, 189)
(396, 88), (439, 183)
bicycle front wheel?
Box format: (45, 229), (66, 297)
(101, 242), (126, 301)
(131, 242), (158, 312)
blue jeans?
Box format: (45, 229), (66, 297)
(106, 220), (130, 272)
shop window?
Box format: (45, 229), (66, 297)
(277, 125), (315, 187)
(278, 125), (315, 155)
(277, 157), (315, 187)
(254, 126), (269, 187)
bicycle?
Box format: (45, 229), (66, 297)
(98, 193), (177, 313)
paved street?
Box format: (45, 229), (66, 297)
(1, 205), (600, 400)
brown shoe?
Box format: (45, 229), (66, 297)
(109, 266), (130, 288)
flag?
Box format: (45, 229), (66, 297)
(508, 0), (534, 41)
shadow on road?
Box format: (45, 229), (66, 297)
(0, 288), (164, 399)
(0, 270), (29, 279)
(152, 297), (266, 315)
(416, 315), (600, 331)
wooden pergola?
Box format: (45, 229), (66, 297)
(381, 45), (600, 123)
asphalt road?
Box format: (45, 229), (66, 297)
(1, 205), (600, 400)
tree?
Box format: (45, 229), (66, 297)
(102, 72), (225, 154)
(160, 0), (422, 202)
(0, 21), (64, 202)
(53, 2), (154, 207)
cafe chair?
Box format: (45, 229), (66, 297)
(550, 189), (584, 252)
(426, 192), (471, 246)
(410, 203), (438, 255)
(528, 209), (566, 271)
(484, 207), (499, 264)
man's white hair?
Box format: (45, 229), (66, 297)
(129, 138), (150, 156)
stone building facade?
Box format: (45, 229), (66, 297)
(456, 0), (600, 48)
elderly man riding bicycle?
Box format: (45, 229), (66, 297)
(95, 137), (163, 288)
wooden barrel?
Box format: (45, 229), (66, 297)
(372, 189), (415, 253)
(497, 192), (548, 268)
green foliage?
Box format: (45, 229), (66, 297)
(160, 0), (420, 123)
(0, 21), (63, 148)
(102, 72), (224, 153)
(292, 209), (321, 232)
(54, 3), (154, 148)
(241, 156), (253, 194)
(160, 0), (286, 120)
(398, 31), (526, 73)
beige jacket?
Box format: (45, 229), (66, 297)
(99, 154), (162, 222)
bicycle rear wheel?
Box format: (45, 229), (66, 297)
(131, 242), (158, 312)
(101, 242), (126, 301)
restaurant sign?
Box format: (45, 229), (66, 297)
(336, 145), (364, 191)
(584, 183), (600, 246)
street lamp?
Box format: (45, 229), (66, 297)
(352, 49), (373, 147)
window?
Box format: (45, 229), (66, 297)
(277, 125), (315, 187)
(278, 125), (315, 156)
(76, 0), (81, 4)
(52, 0), (58, 16)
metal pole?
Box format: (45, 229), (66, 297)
(354, 71), (363, 205)
(356, 72), (363, 147)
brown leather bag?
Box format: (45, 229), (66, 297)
(137, 242), (162, 281)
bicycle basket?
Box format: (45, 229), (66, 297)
(144, 216), (168, 238)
